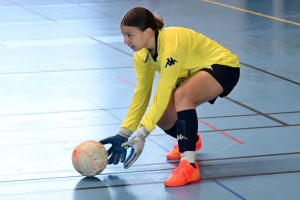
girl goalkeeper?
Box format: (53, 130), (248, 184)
(100, 7), (240, 187)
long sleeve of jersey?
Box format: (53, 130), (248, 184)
(121, 53), (155, 133)
(140, 48), (187, 132)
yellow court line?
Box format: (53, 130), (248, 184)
(203, 0), (300, 26)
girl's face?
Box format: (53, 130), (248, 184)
(121, 25), (150, 52)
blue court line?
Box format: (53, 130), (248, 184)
(201, 170), (247, 200)
(102, 108), (124, 122)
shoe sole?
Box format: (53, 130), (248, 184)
(164, 176), (200, 187)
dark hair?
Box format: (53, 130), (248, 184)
(121, 7), (164, 31)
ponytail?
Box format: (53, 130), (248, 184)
(154, 16), (164, 30)
(121, 7), (164, 31)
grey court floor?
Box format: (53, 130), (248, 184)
(0, 0), (300, 200)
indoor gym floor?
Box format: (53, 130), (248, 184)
(0, 0), (300, 200)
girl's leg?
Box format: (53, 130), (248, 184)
(174, 70), (223, 163)
(157, 90), (177, 138)
(164, 70), (223, 187)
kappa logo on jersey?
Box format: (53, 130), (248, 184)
(165, 57), (177, 68)
(205, 66), (213, 71)
(188, 70), (192, 77)
(144, 51), (150, 63)
(177, 134), (188, 140)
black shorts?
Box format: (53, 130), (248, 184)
(200, 64), (240, 104)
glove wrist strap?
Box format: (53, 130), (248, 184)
(119, 128), (132, 138)
(137, 126), (150, 140)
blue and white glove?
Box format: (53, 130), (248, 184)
(99, 128), (132, 165)
(122, 126), (150, 169)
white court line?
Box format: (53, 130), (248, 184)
(81, 1), (143, 5)
(57, 19), (117, 23)
(21, 4), (77, 8)
(0, 19), (118, 26)
(1, 38), (96, 48)
(0, 36), (124, 48)
(0, 21), (55, 26)
(0, 4), (76, 9)
(0, 6), (18, 8)
(0, 1), (141, 8)
(94, 36), (123, 43)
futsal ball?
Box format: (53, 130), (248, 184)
(72, 140), (108, 177)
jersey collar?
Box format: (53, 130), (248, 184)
(147, 30), (159, 62)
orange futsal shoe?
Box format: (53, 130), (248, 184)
(164, 159), (200, 187)
(166, 133), (202, 160)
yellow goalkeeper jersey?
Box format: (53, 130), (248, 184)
(121, 27), (240, 133)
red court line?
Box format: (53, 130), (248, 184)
(116, 76), (244, 145)
(62, 48), (88, 63)
(23, 28), (39, 37)
(116, 76), (136, 87)
(198, 119), (244, 144)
